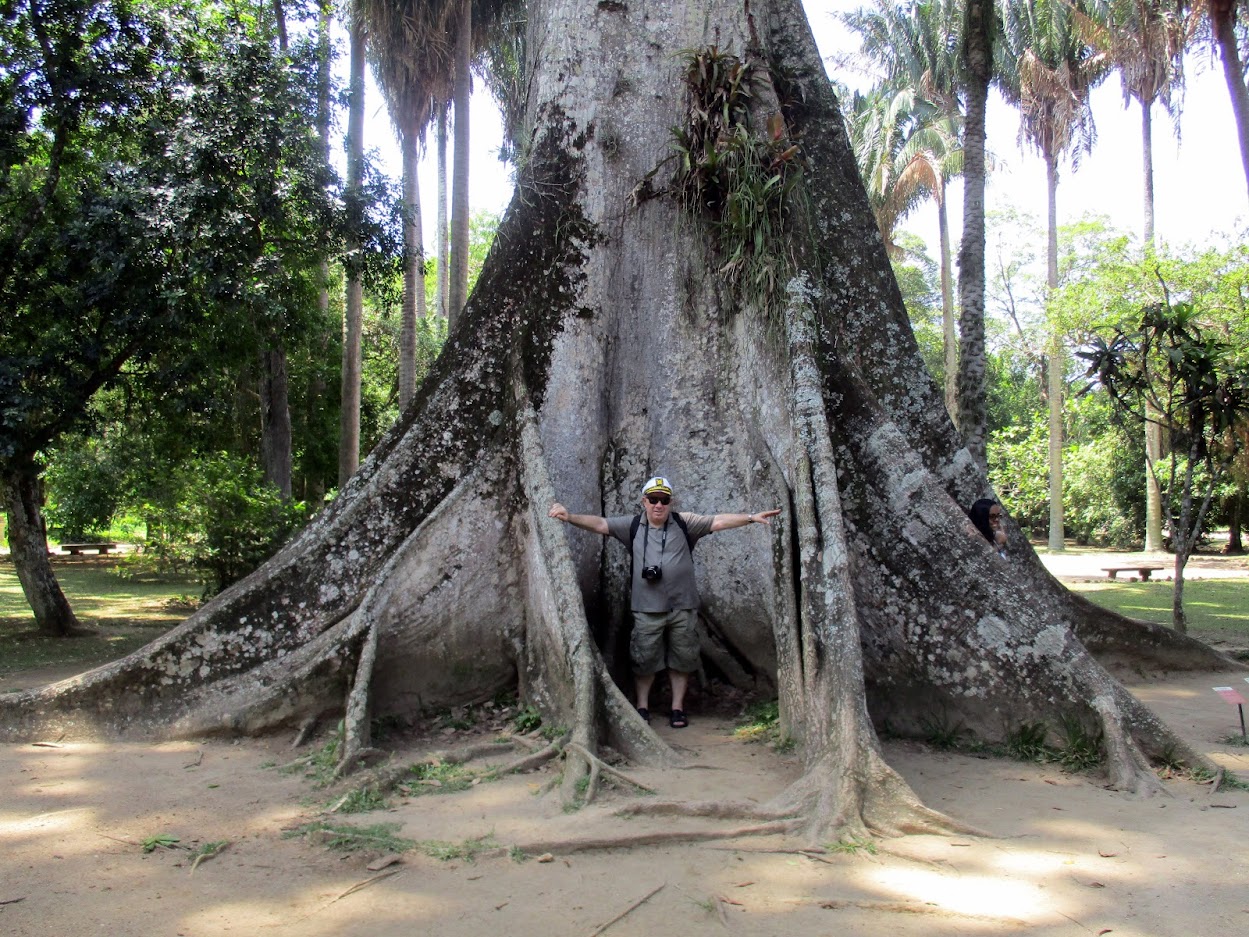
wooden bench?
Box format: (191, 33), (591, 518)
(60, 542), (119, 556)
(1101, 565), (1165, 581)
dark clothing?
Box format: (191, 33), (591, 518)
(606, 511), (715, 612)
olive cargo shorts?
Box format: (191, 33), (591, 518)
(630, 608), (699, 675)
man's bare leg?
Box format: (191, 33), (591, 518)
(635, 672), (656, 712)
(669, 670), (689, 713)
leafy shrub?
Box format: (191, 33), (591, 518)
(141, 453), (306, 595)
(44, 431), (133, 541)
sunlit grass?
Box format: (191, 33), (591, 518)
(1067, 577), (1249, 636)
(0, 559), (196, 682)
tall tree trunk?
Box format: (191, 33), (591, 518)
(1045, 152), (1064, 552)
(1141, 101), (1155, 246)
(2, 0), (1228, 836)
(260, 348), (293, 498)
(339, 17), (366, 485)
(448, 0), (471, 329)
(1212, 1), (1249, 201)
(1140, 101), (1164, 552)
(3, 462), (80, 637)
(436, 108), (450, 320)
(260, 0), (294, 499)
(399, 122), (426, 411)
(1145, 404), (1164, 551)
(1226, 487), (1245, 553)
(938, 195), (957, 423)
(956, 0), (991, 468)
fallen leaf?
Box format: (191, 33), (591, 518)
(1098, 850), (1118, 858)
(367, 855), (403, 872)
(1097, 930), (1113, 935)
(1044, 779), (1058, 785)
(1086, 881), (1106, 888)
(732, 881), (755, 888)
(536, 853), (555, 863)
(718, 895), (744, 906)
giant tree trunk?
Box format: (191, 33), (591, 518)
(956, 0), (991, 467)
(1, 0), (1238, 841)
(3, 463), (81, 636)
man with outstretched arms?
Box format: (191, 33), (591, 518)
(548, 476), (780, 729)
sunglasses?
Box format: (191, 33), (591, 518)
(645, 494), (671, 505)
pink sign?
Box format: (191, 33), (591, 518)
(1213, 686), (1246, 705)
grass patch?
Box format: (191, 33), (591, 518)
(334, 786), (388, 813)
(285, 821), (415, 854)
(733, 699), (795, 751)
(1067, 577), (1249, 637)
(397, 760), (480, 796)
(825, 836), (878, 856)
(0, 557), (198, 686)
(416, 834), (497, 862)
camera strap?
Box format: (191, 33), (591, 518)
(642, 519), (668, 570)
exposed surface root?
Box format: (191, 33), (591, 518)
(564, 741), (655, 802)
(767, 749), (984, 842)
(614, 800), (790, 821)
(511, 822), (802, 856)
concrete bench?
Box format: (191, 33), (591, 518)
(1101, 565), (1165, 581)
(61, 542), (118, 555)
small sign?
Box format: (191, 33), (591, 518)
(1213, 686), (1247, 705)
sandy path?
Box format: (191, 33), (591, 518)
(3, 667), (1248, 937)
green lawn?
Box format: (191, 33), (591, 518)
(1068, 577), (1249, 641)
(1, 558), (200, 687)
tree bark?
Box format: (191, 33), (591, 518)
(1045, 152), (1064, 552)
(339, 17), (366, 485)
(259, 347), (294, 498)
(1212, 1), (1249, 202)
(0, 0), (1236, 837)
(3, 462), (81, 637)
(436, 108), (450, 320)
(399, 121), (426, 411)
(938, 196), (957, 424)
(447, 0), (471, 329)
(956, 0), (991, 468)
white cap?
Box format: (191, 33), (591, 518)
(640, 476), (673, 497)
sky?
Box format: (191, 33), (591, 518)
(359, 0), (1248, 257)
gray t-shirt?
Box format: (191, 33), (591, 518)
(606, 512), (715, 612)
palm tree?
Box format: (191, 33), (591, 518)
(340, 14), (367, 484)
(958, 0), (995, 463)
(1193, 1), (1249, 199)
(436, 107), (450, 320)
(1076, 0), (1191, 552)
(998, 0), (1110, 551)
(845, 86), (964, 413)
(842, 0), (970, 426)
(448, 0), (472, 328)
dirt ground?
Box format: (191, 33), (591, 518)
(2, 548), (1247, 937)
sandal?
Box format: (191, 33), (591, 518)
(636, 707), (650, 724)
(669, 709), (688, 729)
